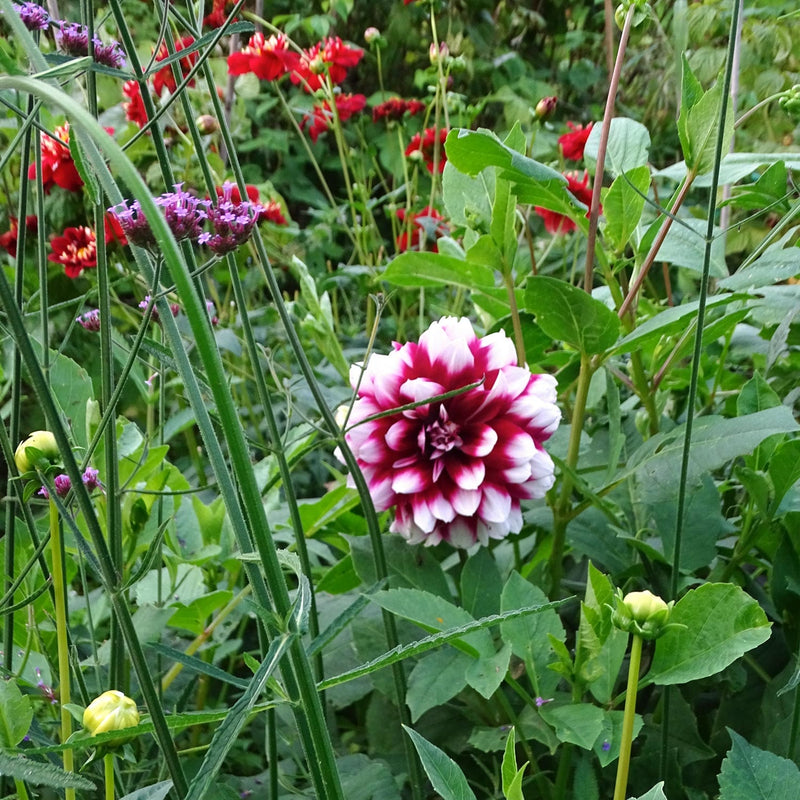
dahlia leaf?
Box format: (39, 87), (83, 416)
(383, 251), (496, 290)
(718, 729), (800, 800)
(584, 117), (651, 179)
(0, 678), (33, 747)
(407, 648), (470, 721)
(501, 727), (518, 793)
(460, 548), (502, 619)
(538, 703), (605, 750)
(465, 642), (512, 698)
(403, 726), (477, 800)
(525, 275), (620, 355)
(647, 584), (771, 686)
(630, 783), (668, 800)
(602, 164), (650, 254)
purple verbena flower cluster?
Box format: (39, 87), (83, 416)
(109, 183), (264, 256)
(76, 308), (101, 331)
(199, 182), (265, 256)
(56, 21), (126, 69)
(12, 1), (50, 31)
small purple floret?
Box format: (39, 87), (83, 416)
(82, 467), (101, 490)
(155, 184), (207, 242)
(55, 21), (126, 68)
(199, 181), (264, 256)
(92, 37), (126, 69)
(76, 308), (100, 331)
(12, 1), (50, 30)
(53, 474), (71, 497)
(108, 199), (154, 248)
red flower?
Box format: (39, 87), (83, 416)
(0, 216), (38, 257)
(28, 123), (83, 193)
(203, 0), (233, 28)
(290, 36), (363, 92)
(405, 127), (449, 174)
(213, 183), (287, 225)
(558, 121), (593, 161)
(122, 80), (149, 128)
(534, 171), (596, 235)
(48, 226), (98, 277)
(153, 36), (198, 97)
(302, 93), (366, 143)
(372, 97), (426, 123)
(260, 200), (287, 225)
(227, 32), (297, 81)
(396, 206), (449, 252)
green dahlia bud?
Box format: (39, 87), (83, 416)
(83, 690), (140, 736)
(14, 430), (59, 473)
(611, 588), (674, 640)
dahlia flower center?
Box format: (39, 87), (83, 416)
(422, 408), (462, 459)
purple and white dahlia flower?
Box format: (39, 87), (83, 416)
(341, 317), (560, 548)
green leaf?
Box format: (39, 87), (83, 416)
(538, 703), (605, 749)
(337, 753), (402, 800)
(382, 251), (496, 291)
(119, 781), (174, 800)
(656, 152), (800, 187)
(584, 118), (651, 178)
(737, 372), (781, 416)
(525, 276), (620, 355)
(718, 729), (800, 800)
(602, 165), (651, 253)
(501, 727), (518, 794)
(466, 642), (511, 698)
(460, 548), (502, 619)
(631, 784), (668, 800)
(719, 240), (800, 291)
(501, 572), (565, 698)
(648, 583), (772, 685)
(371, 588), (493, 658)
(0, 752), (96, 790)
(625, 407), (799, 502)
(0, 678), (33, 747)
(768, 440), (800, 515)
(654, 216), (727, 277)
(442, 160), (493, 229)
(403, 726), (477, 800)
(407, 648), (470, 721)
(681, 71), (735, 175)
(677, 55), (705, 161)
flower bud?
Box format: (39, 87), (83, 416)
(611, 588), (675, 640)
(83, 690), (139, 736)
(14, 431), (59, 473)
(364, 26), (381, 45)
(196, 114), (219, 135)
(535, 96), (558, 121)
(429, 41), (448, 65)
(309, 55), (326, 75)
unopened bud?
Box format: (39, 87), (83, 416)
(309, 55), (326, 75)
(429, 41), (448, 65)
(364, 27), (381, 45)
(83, 690), (139, 736)
(535, 96), (558, 121)
(14, 431), (59, 473)
(611, 588), (676, 640)
(196, 115), (219, 135)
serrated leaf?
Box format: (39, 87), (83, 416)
(119, 780), (174, 800)
(648, 584), (771, 685)
(0, 752), (96, 790)
(718, 729), (800, 800)
(465, 642), (511, 698)
(403, 726), (477, 800)
(538, 703), (605, 749)
(407, 648), (470, 721)
(525, 276), (620, 355)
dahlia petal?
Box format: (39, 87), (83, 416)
(445, 517), (477, 549)
(429, 492), (457, 523)
(501, 462), (533, 484)
(447, 457), (485, 491)
(399, 377), (446, 404)
(479, 484), (512, 523)
(431, 459), (445, 482)
(460, 424), (498, 457)
(385, 419), (416, 451)
(411, 495), (437, 533)
(392, 466), (429, 494)
(450, 487), (481, 517)
(498, 430), (536, 462)
(432, 337), (474, 380)
(368, 473), (396, 510)
(478, 331), (517, 370)
(355, 433), (390, 464)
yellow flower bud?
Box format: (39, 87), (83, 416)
(622, 590), (669, 623)
(611, 588), (675, 640)
(83, 690), (139, 736)
(14, 430), (59, 473)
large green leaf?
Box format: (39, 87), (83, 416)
(406, 648), (470, 722)
(382, 251), (496, 291)
(656, 152), (800, 187)
(403, 726), (477, 800)
(718, 729), (800, 800)
(632, 785), (668, 800)
(465, 642), (512, 699)
(0, 678), (33, 748)
(460, 548), (502, 619)
(338, 754), (402, 800)
(119, 782), (174, 800)
(584, 118), (651, 178)
(653, 216), (727, 277)
(538, 703), (605, 749)
(525, 276), (620, 355)
(647, 584), (771, 685)
(625, 407), (799, 502)
(602, 165), (651, 253)
(720, 240), (800, 291)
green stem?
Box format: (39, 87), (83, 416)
(503, 271), (526, 366)
(13, 779), (30, 800)
(549, 352), (594, 597)
(552, 742), (573, 800)
(614, 634), (643, 800)
(104, 752), (115, 800)
(48, 498), (75, 800)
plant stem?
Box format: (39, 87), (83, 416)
(48, 498), (75, 800)
(503, 271), (526, 365)
(613, 634), (643, 800)
(549, 352), (594, 597)
(583, 2), (636, 292)
(104, 752), (115, 800)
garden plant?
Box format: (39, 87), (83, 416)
(1, 0), (800, 798)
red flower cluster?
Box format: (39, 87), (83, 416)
(227, 33), (297, 81)
(203, 0), (233, 28)
(228, 33), (363, 92)
(559, 121), (593, 161)
(372, 97), (426, 123)
(153, 35), (198, 97)
(214, 184), (288, 225)
(28, 123), (83, 193)
(0, 215), (38, 257)
(303, 93), (366, 143)
(405, 127), (449, 174)
(396, 207), (449, 252)
(48, 226), (97, 277)
(534, 171), (596, 235)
